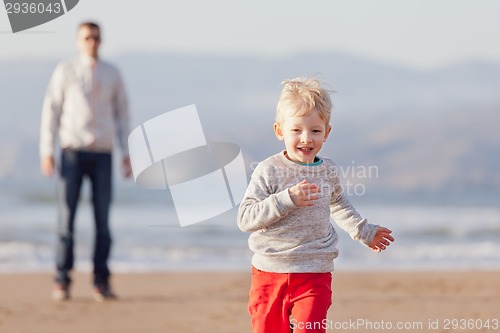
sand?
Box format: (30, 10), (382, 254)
(0, 271), (499, 333)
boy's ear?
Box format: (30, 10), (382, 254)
(323, 125), (332, 142)
(273, 123), (284, 141)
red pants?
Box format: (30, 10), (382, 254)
(248, 266), (332, 333)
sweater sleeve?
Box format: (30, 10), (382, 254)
(39, 63), (65, 158)
(237, 164), (297, 232)
(112, 68), (130, 156)
(329, 176), (379, 247)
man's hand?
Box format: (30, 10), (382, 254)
(122, 156), (132, 178)
(41, 156), (55, 177)
(369, 227), (394, 252)
(289, 180), (320, 207)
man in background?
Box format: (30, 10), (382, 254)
(40, 21), (131, 302)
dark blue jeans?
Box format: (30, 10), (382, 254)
(56, 149), (112, 287)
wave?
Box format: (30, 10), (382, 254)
(1, 203), (500, 272)
(1, 238), (500, 273)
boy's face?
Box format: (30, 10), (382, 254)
(274, 109), (331, 164)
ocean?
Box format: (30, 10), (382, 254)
(1, 188), (499, 273)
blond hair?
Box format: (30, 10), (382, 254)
(276, 77), (333, 126)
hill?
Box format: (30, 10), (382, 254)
(1, 53), (499, 204)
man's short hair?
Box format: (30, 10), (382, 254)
(78, 21), (100, 32)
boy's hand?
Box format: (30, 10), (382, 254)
(289, 180), (320, 207)
(369, 227), (394, 253)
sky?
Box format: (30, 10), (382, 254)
(1, 0), (500, 69)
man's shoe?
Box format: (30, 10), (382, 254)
(52, 283), (70, 301)
(93, 284), (117, 302)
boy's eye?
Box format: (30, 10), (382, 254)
(291, 129), (301, 133)
(313, 129), (322, 133)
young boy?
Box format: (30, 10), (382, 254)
(237, 77), (394, 333)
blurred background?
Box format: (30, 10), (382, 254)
(1, 0), (499, 272)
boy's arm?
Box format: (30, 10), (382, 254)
(330, 192), (379, 247)
(237, 167), (296, 232)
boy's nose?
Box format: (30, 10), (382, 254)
(300, 134), (312, 143)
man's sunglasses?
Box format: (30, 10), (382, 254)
(84, 35), (101, 42)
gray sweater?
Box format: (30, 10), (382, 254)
(237, 151), (379, 273)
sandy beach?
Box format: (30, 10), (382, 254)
(0, 271), (499, 333)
